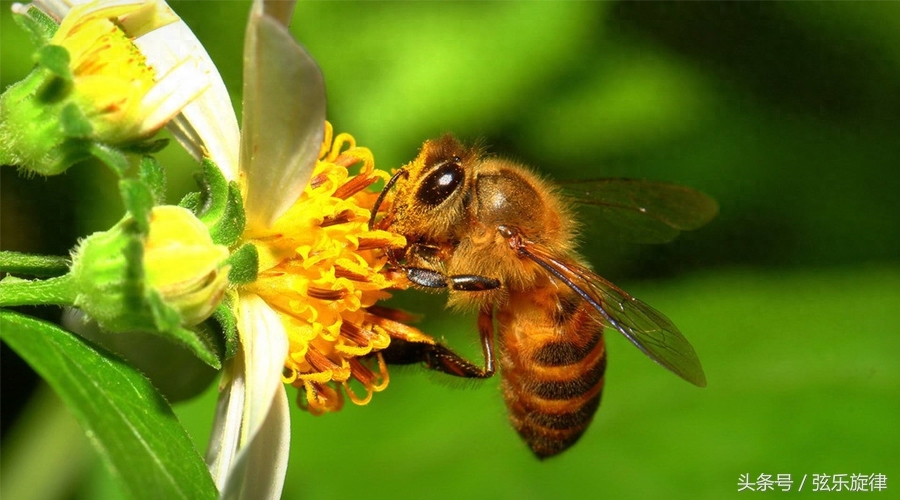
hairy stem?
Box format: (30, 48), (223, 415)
(0, 251), (70, 277)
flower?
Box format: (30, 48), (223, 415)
(183, 1), (426, 498)
(242, 122), (408, 414)
(1, 0), (237, 175)
(42, 0), (178, 143)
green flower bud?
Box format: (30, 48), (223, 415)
(143, 206), (232, 326)
(71, 206), (230, 333)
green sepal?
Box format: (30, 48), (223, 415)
(89, 142), (130, 176)
(194, 158), (229, 221)
(139, 156), (167, 205)
(191, 158), (246, 246)
(119, 179), (154, 234)
(212, 293), (239, 360)
(11, 4), (59, 47)
(146, 291), (222, 369)
(178, 191), (202, 212)
(70, 218), (150, 331)
(190, 319), (227, 362)
(225, 243), (258, 285)
(122, 231), (146, 313)
(34, 45), (72, 81)
(59, 102), (92, 137)
(0, 67), (81, 175)
(213, 182), (246, 246)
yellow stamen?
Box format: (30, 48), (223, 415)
(243, 122), (408, 414)
(51, 2), (158, 142)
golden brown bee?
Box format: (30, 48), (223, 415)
(369, 135), (717, 459)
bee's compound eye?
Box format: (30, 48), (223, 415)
(416, 161), (464, 206)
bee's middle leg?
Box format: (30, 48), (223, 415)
(405, 267), (500, 291)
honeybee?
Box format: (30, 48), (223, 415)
(369, 135), (717, 459)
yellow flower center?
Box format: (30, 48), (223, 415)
(242, 123), (409, 414)
(51, 2), (157, 142)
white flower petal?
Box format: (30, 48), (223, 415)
(258, 0), (295, 27)
(27, 0), (168, 29)
(206, 294), (289, 494)
(205, 357), (245, 491)
(240, 0), (325, 230)
(115, 0), (178, 38)
(237, 293), (289, 445)
(140, 53), (211, 136)
(221, 386), (290, 500)
(134, 16), (240, 180)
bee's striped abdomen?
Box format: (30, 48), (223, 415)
(499, 291), (607, 459)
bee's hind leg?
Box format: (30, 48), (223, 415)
(381, 306), (497, 379)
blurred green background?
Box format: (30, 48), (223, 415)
(2, 1), (899, 499)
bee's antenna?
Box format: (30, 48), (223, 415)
(368, 169), (408, 230)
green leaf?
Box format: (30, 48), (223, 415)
(145, 292), (222, 369)
(0, 311), (218, 500)
(187, 320), (227, 368)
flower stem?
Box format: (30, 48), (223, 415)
(0, 274), (77, 307)
(0, 251), (70, 277)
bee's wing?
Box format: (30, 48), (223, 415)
(520, 243), (707, 387)
(560, 179), (718, 244)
